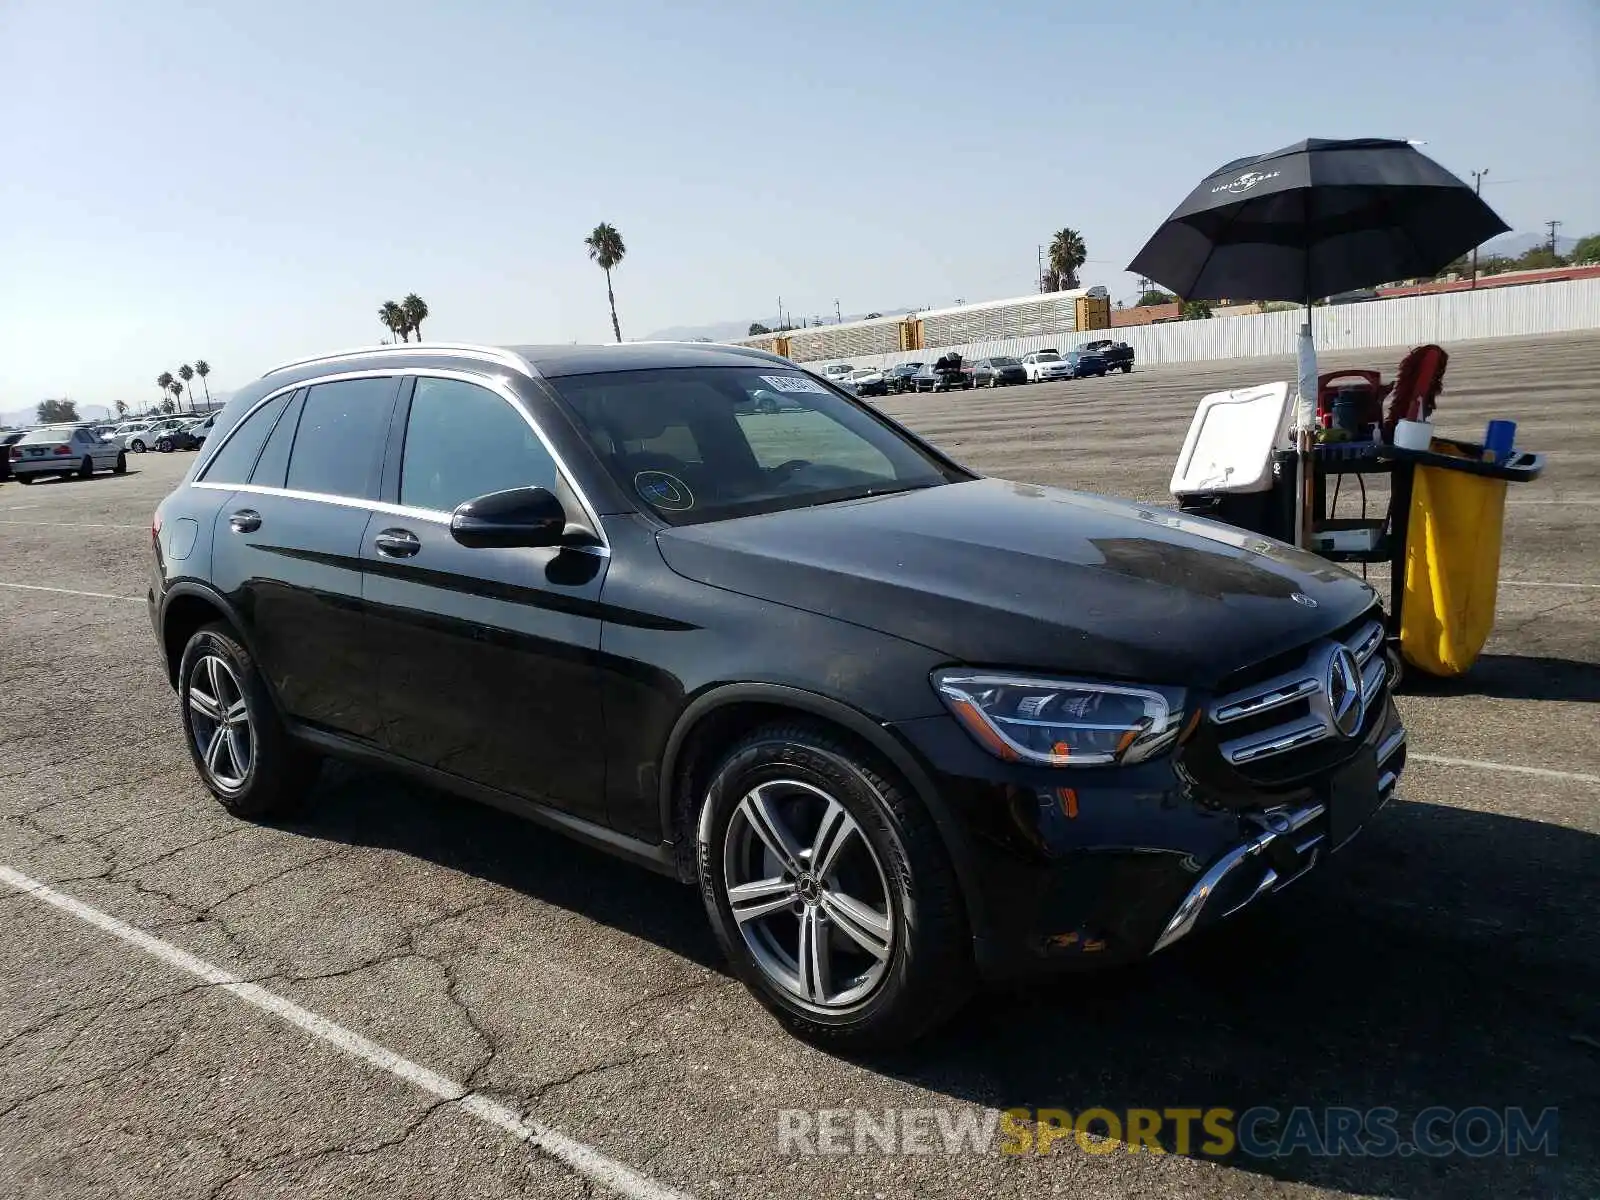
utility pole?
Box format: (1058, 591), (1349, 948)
(777, 296), (782, 331)
(1546, 219), (1563, 259)
(1037, 244), (1045, 292)
(835, 299), (841, 324)
(1468, 169), (1489, 287)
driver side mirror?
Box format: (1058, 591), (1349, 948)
(450, 486), (567, 549)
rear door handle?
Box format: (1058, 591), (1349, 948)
(228, 509), (262, 534)
(373, 528), (421, 559)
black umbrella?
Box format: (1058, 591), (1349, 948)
(1127, 137), (1509, 303)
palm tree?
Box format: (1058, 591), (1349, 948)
(169, 379), (185, 407)
(178, 364), (195, 413)
(157, 371), (174, 412)
(584, 223), (626, 342)
(379, 300), (406, 343)
(402, 293), (429, 341)
(194, 360), (212, 408)
(1048, 228), (1088, 290)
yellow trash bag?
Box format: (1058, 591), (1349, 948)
(1400, 463), (1508, 677)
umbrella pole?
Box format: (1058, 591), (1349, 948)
(1294, 300), (1316, 549)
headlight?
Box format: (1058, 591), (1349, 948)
(933, 671), (1185, 767)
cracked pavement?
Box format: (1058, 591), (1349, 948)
(1, 332), (1597, 1198)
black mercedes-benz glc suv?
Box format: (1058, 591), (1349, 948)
(150, 341), (1406, 1048)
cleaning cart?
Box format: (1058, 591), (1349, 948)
(1171, 381), (1544, 679)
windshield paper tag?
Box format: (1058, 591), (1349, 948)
(761, 374), (829, 394)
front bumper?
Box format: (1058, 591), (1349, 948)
(887, 698), (1407, 979)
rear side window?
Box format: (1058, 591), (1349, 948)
(200, 392), (293, 485)
(283, 378), (398, 499)
(399, 378), (558, 512)
(250, 391), (305, 487)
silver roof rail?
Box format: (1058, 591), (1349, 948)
(261, 342), (536, 380)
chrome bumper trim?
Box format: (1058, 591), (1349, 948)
(1151, 800), (1324, 954)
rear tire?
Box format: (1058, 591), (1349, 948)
(114, 452), (127, 474)
(78, 455), (93, 478)
(697, 722), (973, 1050)
(17, 474), (33, 485)
(178, 623), (320, 819)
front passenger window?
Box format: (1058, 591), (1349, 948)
(400, 378), (559, 512)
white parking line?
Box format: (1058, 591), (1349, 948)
(0, 865), (692, 1200)
(1411, 754), (1600, 785)
(0, 581), (144, 603)
(1498, 580), (1600, 590)
(0, 519), (147, 529)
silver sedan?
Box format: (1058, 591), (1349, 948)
(8, 425), (127, 484)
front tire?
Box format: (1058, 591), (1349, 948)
(697, 723), (972, 1050)
(178, 623), (320, 819)
(131, 439), (146, 453)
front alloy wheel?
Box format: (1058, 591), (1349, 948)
(724, 779), (894, 1011)
(698, 723), (972, 1049)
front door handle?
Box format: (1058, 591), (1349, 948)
(228, 509), (262, 534)
(373, 528), (421, 559)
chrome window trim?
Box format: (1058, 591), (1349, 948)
(193, 366), (608, 551)
(261, 343), (536, 380)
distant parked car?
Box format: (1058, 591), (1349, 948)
(970, 356), (1028, 388)
(820, 363), (856, 385)
(0, 430), (29, 483)
(909, 360), (972, 393)
(1061, 349), (1109, 379)
(1020, 349), (1076, 383)
(158, 415), (215, 452)
(8, 425), (126, 483)
(884, 362), (924, 393)
(849, 368), (889, 397)
(124, 418), (189, 453)
(1081, 339), (1135, 373)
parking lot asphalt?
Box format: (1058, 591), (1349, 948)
(1, 331), (1596, 1199)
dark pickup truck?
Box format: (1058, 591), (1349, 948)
(1082, 339), (1134, 373)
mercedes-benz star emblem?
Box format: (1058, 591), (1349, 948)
(1291, 592), (1318, 609)
(1325, 646), (1364, 738)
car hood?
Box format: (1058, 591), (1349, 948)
(655, 478), (1376, 688)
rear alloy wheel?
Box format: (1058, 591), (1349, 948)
(178, 623), (320, 818)
(698, 723), (972, 1049)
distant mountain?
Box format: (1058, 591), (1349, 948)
(1, 402), (111, 428)
(1477, 231), (1579, 259)
(644, 308), (915, 343)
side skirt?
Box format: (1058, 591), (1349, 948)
(290, 725), (682, 879)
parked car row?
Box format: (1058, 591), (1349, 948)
(816, 340), (1136, 396)
(101, 413), (216, 453)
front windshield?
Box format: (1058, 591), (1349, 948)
(1036, 351), (1061, 361)
(992, 357), (1021, 367)
(550, 366), (964, 526)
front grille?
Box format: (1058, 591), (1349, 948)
(1209, 618), (1388, 773)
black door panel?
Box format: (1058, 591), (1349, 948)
(363, 525), (610, 823)
(210, 493), (381, 740)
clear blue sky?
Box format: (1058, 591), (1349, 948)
(1, 0), (1595, 410)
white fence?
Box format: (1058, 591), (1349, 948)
(800, 278), (1600, 375)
